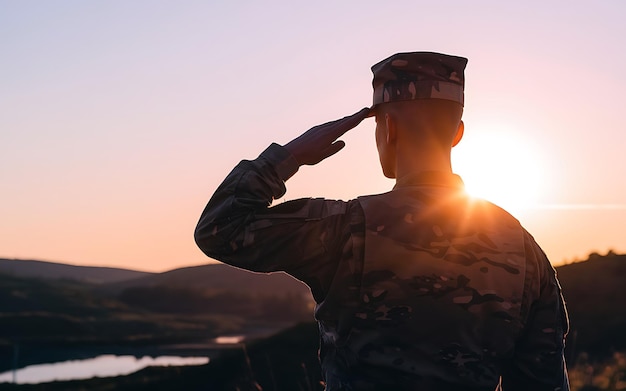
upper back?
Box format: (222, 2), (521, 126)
(351, 185), (527, 387)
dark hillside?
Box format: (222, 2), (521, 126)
(110, 264), (314, 323)
(0, 258), (151, 284)
(0, 272), (117, 316)
(0, 263), (314, 373)
(103, 263), (310, 296)
(0, 271), (254, 373)
(556, 252), (626, 358)
(0, 259), (310, 297)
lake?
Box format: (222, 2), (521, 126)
(0, 354), (209, 385)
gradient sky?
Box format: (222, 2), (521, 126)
(2, 1), (626, 272)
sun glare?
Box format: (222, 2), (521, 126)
(452, 126), (546, 215)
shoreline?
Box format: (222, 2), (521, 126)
(0, 323), (291, 374)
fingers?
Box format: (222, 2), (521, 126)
(339, 107), (371, 127)
(319, 140), (346, 161)
(285, 108), (369, 166)
(321, 107), (371, 138)
(347, 107), (371, 121)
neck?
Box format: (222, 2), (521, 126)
(394, 143), (453, 184)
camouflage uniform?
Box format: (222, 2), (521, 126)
(195, 52), (569, 390)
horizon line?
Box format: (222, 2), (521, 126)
(525, 204), (626, 210)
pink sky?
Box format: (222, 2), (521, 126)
(2, 2), (625, 272)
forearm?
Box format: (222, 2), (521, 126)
(195, 108), (367, 273)
(194, 143), (299, 262)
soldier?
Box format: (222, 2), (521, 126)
(195, 52), (569, 390)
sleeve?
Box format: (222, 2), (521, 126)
(194, 143), (352, 301)
(500, 231), (570, 391)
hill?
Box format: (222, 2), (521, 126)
(0, 260), (314, 373)
(0, 270), (305, 373)
(556, 251), (626, 358)
(106, 264), (313, 326)
(0, 258), (151, 284)
(0, 272), (223, 345)
(101, 263), (310, 296)
(0, 258), (310, 296)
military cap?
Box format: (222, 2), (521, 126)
(371, 52), (468, 108)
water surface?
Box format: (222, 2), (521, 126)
(0, 354), (209, 384)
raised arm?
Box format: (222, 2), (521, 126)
(194, 108), (369, 294)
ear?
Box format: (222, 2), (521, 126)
(384, 113), (397, 144)
(452, 120), (464, 147)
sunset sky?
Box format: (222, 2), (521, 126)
(2, 1), (626, 272)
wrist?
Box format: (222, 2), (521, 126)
(283, 141), (303, 166)
(261, 143), (299, 181)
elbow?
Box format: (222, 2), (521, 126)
(194, 221), (262, 271)
(194, 219), (245, 265)
(194, 221), (223, 259)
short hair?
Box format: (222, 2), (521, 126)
(375, 99), (463, 146)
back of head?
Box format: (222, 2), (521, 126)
(376, 99), (463, 147)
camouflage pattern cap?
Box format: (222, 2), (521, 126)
(371, 51), (468, 107)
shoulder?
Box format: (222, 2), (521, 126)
(256, 196), (362, 221)
(521, 229), (560, 293)
(359, 190), (522, 231)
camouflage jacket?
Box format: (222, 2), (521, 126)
(195, 143), (570, 391)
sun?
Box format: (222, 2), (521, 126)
(452, 125), (546, 215)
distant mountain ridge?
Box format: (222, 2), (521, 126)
(103, 263), (309, 295)
(0, 259), (313, 373)
(0, 258), (310, 296)
(4, 253), (626, 300)
(0, 258), (152, 284)
(555, 252), (626, 357)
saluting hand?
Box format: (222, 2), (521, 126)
(284, 107), (371, 166)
